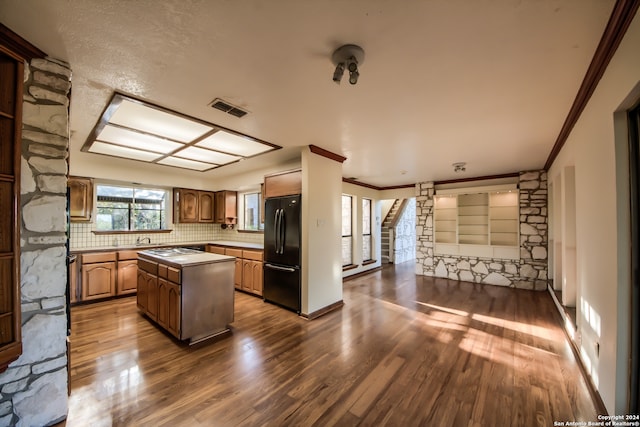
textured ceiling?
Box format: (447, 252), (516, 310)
(0, 0), (615, 187)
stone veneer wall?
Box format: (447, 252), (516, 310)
(0, 58), (71, 426)
(393, 198), (416, 264)
(415, 170), (548, 290)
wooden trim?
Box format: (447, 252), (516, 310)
(343, 266), (383, 281)
(545, 0), (640, 170)
(301, 300), (344, 320)
(308, 145), (347, 163)
(435, 172), (520, 186)
(362, 259), (377, 266)
(342, 178), (415, 191)
(547, 287), (609, 416)
(0, 23), (46, 61)
(342, 264), (358, 272)
(92, 229), (173, 235)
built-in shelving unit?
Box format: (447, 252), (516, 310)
(433, 187), (519, 260)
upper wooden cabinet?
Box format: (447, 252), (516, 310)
(0, 47), (24, 372)
(68, 176), (93, 222)
(214, 191), (237, 225)
(174, 188), (215, 224)
(264, 169), (301, 198)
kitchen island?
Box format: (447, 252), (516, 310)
(137, 248), (235, 344)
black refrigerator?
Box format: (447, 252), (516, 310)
(263, 194), (301, 313)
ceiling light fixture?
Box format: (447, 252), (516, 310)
(331, 44), (365, 85)
(453, 162), (467, 173)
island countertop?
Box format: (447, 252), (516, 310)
(137, 248), (235, 268)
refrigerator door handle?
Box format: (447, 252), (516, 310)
(279, 209), (286, 254)
(265, 263), (296, 272)
(274, 208), (281, 254)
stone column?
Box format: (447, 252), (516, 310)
(0, 57), (71, 426)
(517, 170), (549, 290)
(415, 182), (434, 276)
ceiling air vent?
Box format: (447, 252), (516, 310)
(210, 98), (248, 118)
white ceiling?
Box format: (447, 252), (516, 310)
(0, 0), (615, 187)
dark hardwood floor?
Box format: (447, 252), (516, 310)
(60, 262), (598, 426)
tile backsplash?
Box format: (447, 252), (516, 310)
(70, 222), (263, 250)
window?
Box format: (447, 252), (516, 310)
(362, 198), (372, 261)
(342, 195), (353, 266)
(240, 191), (263, 231)
(96, 184), (168, 231)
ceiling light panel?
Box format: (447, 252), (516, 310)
(157, 156), (215, 171)
(197, 130), (272, 156)
(89, 142), (163, 162)
(82, 93), (281, 172)
(97, 124), (183, 153)
(177, 146), (241, 164)
(110, 99), (213, 142)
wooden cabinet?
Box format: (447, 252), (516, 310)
(136, 269), (149, 312)
(68, 176), (93, 222)
(214, 191), (237, 225)
(264, 169), (301, 198)
(81, 252), (117, 301)
(199, 191), (214, 222)
(0, 44), (26, 371)
(209, 245), (263, 296)
(138, 255), (182, 339)
(174, 188), (215, 223)
(243, 250), (264, 296)
(116, 250), (138, 295)
(69, 256), (78, 304)
(157, 265), (181, 338)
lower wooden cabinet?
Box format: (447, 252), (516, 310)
(208, 245), (263, 297)
(81, 252), (117, 301)
(140, 260), (182, 339)
(75, 250), (139, 302)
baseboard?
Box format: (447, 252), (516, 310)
(547, 285), (609, 416)
(301, 300), (344, 320)
(343, 266), (382, 281)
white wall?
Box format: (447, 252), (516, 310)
(548, 11), (640, 413)
(301, 147), (343, 315)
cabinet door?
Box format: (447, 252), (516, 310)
(137, 269), (148, 312)
(214, 191), (237, 224)
(157, 278), (169, 328)
(68, 176), (93, 222)
(199, 191), (214, 222)
(251, 261), (263, 296)
(146, 273), (159, 321)
(117, 260), (138, 295)
(176, 188), (199, 223)
(69, 259), (78, 304)
(242, 259), (253, 292)
(234, 258), (243, 289)
(167, 283), (181, 338)
(81, 262), (116, 300)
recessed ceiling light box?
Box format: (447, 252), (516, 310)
(82, 93), (280, 171)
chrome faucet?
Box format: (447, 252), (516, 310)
(136, 236), (151, 245)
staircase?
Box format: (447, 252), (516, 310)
(381, 199), (404, 263)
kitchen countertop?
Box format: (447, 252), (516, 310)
(138, 249), (235, 268)
(208, 240), (264, 250)
(71, 240), (264, 254)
